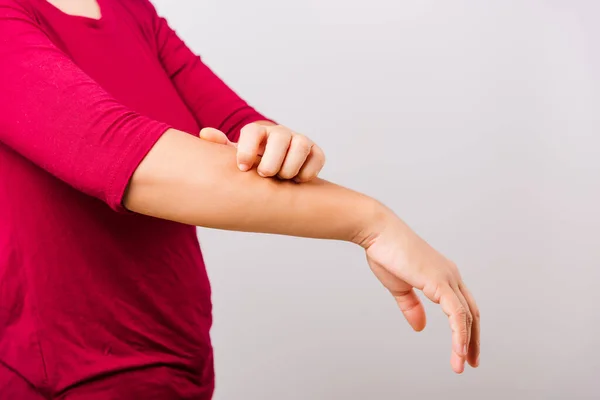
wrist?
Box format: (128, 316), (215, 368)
(349, 197), (394, 248)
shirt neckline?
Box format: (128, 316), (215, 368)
(36, 0), (108, 28)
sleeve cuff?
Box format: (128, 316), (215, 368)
(105, 119), (173, 213)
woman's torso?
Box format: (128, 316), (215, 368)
(0, 0), (215, 397)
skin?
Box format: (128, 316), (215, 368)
(126, 128), (481, 374)
(200, 121), (326, 183)
(47, 0), (481, 376)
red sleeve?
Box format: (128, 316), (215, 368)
(0, 0), (171, 212)
(138, 0), (273, 142)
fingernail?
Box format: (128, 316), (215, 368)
(238, 163), (250, 171)
(475, 356), (480, 366)
(258, 171), (266, 177)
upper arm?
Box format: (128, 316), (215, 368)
(0, 0), (171, 211)
(138, 0), (270, 141)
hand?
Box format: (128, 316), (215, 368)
(199, 123), (326, 182)
(357, 209), (480, 374)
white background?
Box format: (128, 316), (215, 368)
(153, 1), (600, 399)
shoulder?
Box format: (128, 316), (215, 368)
(0, 0), (35, 13)
(0, 0), (40, 27)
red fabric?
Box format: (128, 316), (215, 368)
(0, 0), (268, 398)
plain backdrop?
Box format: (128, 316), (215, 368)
(152, 1), (600, 399)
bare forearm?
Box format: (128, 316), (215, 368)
(124, 130), (481, 372)
(125, 129), (383, 242)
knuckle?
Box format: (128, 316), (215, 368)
(313, 144), (325, 157)
(238, 126), (250, 137)
(294, 134), (311, 147)
(466, 311), (473, 325)
(270, 129), (282, 138)
(273, 127), (292, 138)
(312, 145), (326, 163)
(437, 272), (453, 284)
(448, 261), (461, 276)
(240, 122), (260, 136)
(297, 142), (312, 155)
(456, 306), (468, 319)
(399, 298), (420, 312)
(423, 283), (441, 304)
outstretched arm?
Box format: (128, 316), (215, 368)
(1, 1), (479, 374)
(125, 128), (374, 240)
(125, 128), (481, 374)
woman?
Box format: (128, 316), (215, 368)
(0, 0), (480, 398)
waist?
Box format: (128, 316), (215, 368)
(1, 217), (214, 394)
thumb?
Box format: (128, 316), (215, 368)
(367, 259), (427, 332)
(393, 289), (427, 332)
(199, 128), (235, 147)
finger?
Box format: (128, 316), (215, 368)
(294, 145), (326, 183)
(257, 128), (292, 177)
(425, 284), (468, 374)
(460, 283), (480, 367)
(199, 127), (231, 146)
(452, 283), (473, 366)
(368, 260), (428, 332)
(237, 123), (267, 171)
(278, 134), (313, 179)
(451, 348), (465, 374)
(393, 289), (426, 332)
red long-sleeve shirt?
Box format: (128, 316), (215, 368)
(0, 0), (269, 398)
